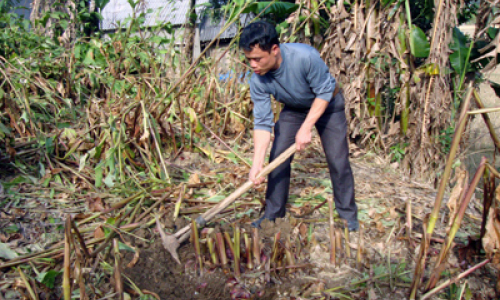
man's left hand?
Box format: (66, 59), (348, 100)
(296, 125), (312, 151)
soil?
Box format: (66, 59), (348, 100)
(121, 225), (314, 300)
(123, 236), (230, 300)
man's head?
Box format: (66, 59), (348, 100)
(239, 21), (281, 76)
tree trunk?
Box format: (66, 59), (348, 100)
(183, 0), (197, 62)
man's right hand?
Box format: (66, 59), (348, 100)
(249, 164), (265, 185)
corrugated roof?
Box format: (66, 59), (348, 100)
(199, 13), (252, 42)
(100, 0), (191, 31)
(100, 0), (253, 42)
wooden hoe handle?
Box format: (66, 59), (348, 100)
(174, 144), (297, 241)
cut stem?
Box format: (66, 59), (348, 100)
(216, 232), (228, 267)
(253, 228), (261, 267)
(327, 198), (336, 265)
(244, 233), (253, 270)
(191, 220), (203, 273)
(344, 220), (351, 259)
(207, 236), (219, 265)
(113, 239), (124, 300)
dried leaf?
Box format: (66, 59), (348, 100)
(483, 208), (500, 257)
(188, 173), (200, 185)
(87, 197), (105, 212)
(447, 170), (467, 223)
(94, 226), (105, 239)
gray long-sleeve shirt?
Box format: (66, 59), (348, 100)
(249, 43), (337, 132)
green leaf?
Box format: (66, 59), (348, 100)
(83, 48), (95, 65)
(206, 195), (226, 202)
(0, 243), (18, 260)
(409, 25), (430, 58)
(95, 164), (103, 188)
(242, 2), (299, 18)
(449, 27), (470, 75)
(487, 27), (499, 40)
(118, 241), (135, 252)
(382, 0), (397, 7)
(0, 122), (12, 137)
(104, 172), (115, 187)
(36, 270), (62, 289)
(79, 154), (88, 172)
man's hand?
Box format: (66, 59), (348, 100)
(296, 125), (312, 151)
(249, 164), (265, 185)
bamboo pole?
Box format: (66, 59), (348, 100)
(422, 259), (490, 300)
(409, 85), (473, 299)
(426, 157), (487, 290)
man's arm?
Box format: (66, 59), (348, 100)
(249, 129), (271, 185)
(296, 98), (329, 151)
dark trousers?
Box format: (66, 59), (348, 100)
(264, 91), (357, 224)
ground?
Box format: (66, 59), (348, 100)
(0, 138), (497, 299)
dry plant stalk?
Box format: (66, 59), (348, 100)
(207, 236), (219, 265)
(327, 198), (336, 265)
(335, 228), (343, 258)
(113, 239), (124, 300)
(191, 220), (203, 273)
(410, 86), (473, 299)
(216, 232), (228, 268)
(344, 220), (351, 259)
(244, 233), (253, 270)
(233, 225), (241, 278)
(17, 267), (38, 300)
(356, 223), (363, 269)
(426, 158), (487, 290)
(253, 228), (261, 267)
(422, 259), (490, 300)
(285, 238), (296, 274)
(406, 199), (412, 239)
(63, 217), (72, 300)
(271, 232), (282, 267)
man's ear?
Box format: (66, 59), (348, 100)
(271, 44), (279, 55)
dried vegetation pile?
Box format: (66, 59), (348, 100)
(1, 0), (500, 299)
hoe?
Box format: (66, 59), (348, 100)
(157, 144), (297, 264)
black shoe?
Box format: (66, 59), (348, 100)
(251, 216), (275, 229)
(348, 220), (359, 232)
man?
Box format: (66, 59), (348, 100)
(239, 21), (359, 231)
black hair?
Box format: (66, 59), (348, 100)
(239, 21), (279, 52)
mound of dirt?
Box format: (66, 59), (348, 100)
(123, 241), (230, 300)
(260, 218), (292, 240)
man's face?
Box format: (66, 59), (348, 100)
(243, 44), (280, 76)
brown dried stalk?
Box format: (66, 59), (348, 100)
(113, 239), (124, 300)
(244, 233), (253, 270)
(271, 232), (281, 267)
(63, 217), (72, 300)
(253, 228), (261, 267)
(207, 237), (219, 265)
(200, 122), (250, 167)
(410, 86), (473, 299)
(284, 238), (295, 274)
(70, 218), (91, 258)
(17, 267), (38, 300)
(426, 157), (487, 291)
(327, 198), (336, 265)
(406, 199), (412, 240)
(356, 223), (363, 269)
(472, 90), (500, 151)
(344, 220), (351, 259)
(481, 171), (495, 239)
(233, 225), (241, 278)
(335, 228), (343, 258)
(216, 232), (228, 268)
(421, 259), (490, 300)
(191, 220), (203, 273)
